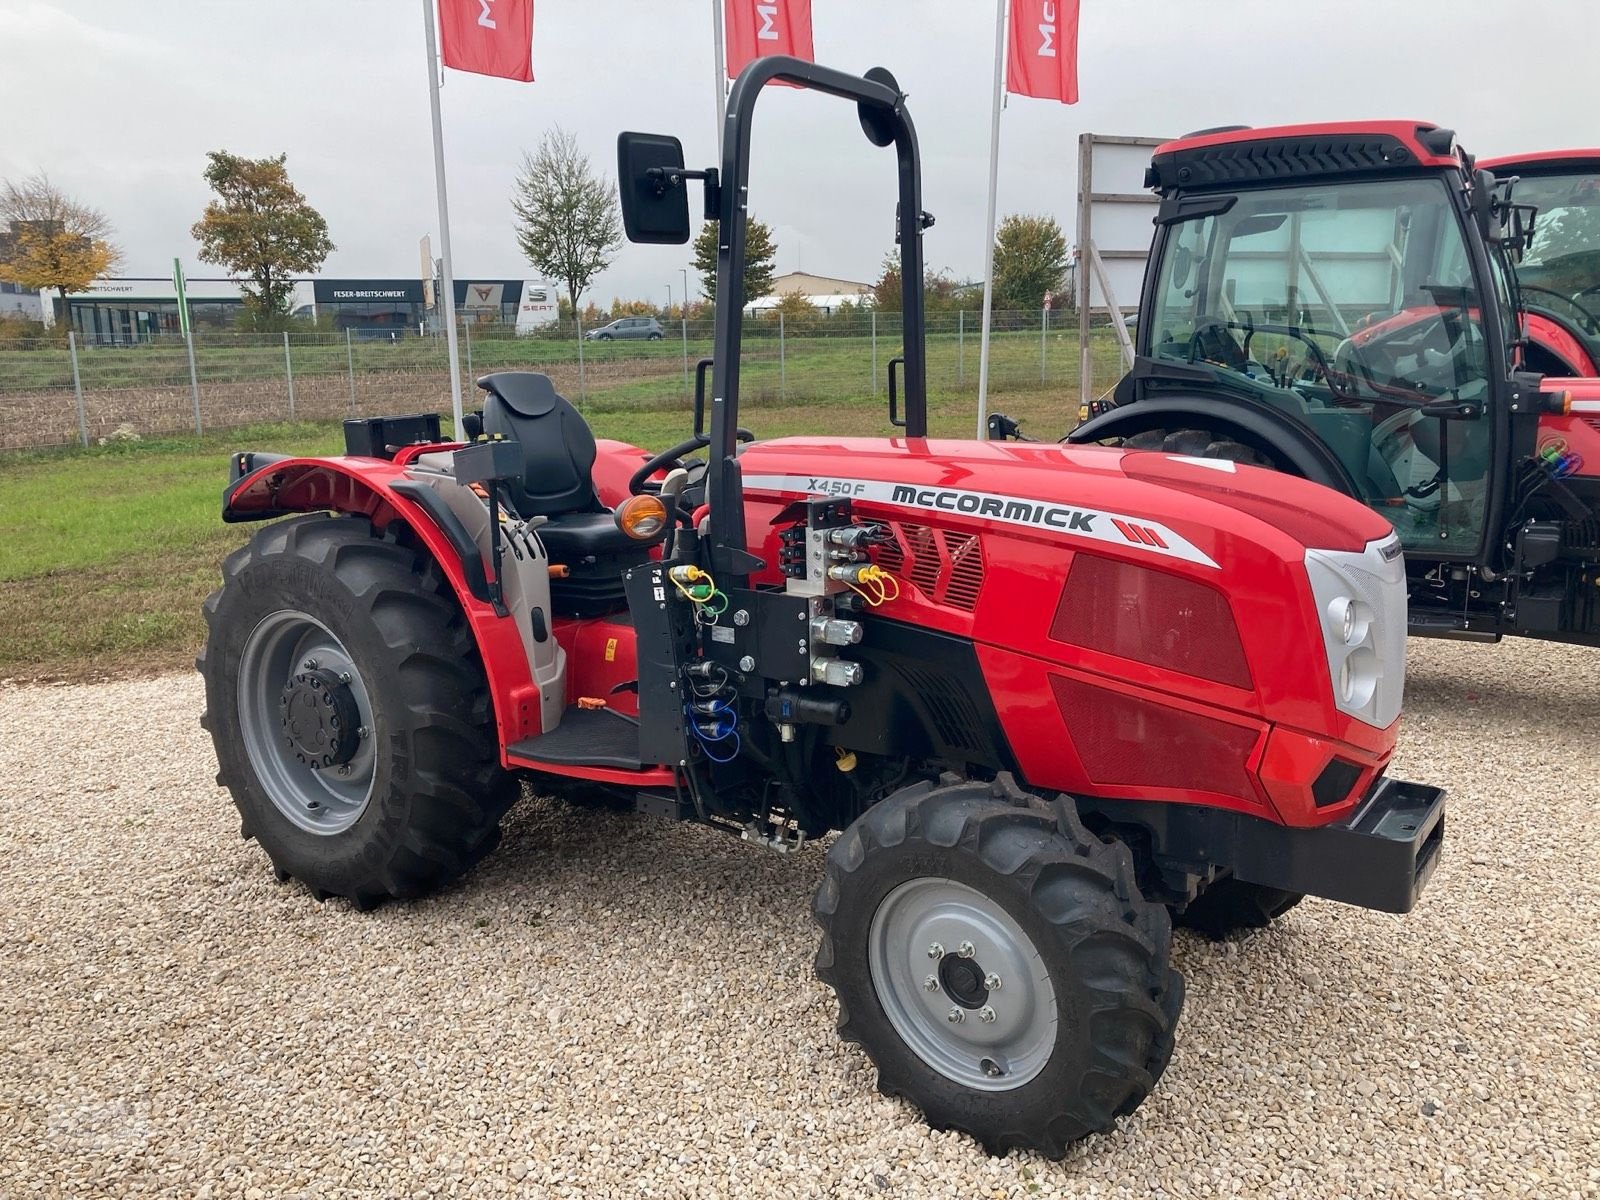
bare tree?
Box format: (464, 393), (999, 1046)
(512, 127), (623, 312)
(0, 174), (123, 326)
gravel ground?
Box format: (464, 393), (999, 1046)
(1, 638), (1597, 1199)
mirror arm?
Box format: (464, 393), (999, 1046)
(644, 166), (721, 220)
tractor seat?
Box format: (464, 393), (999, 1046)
(476, 371), (637, 562)
(477, 371), (648, 618)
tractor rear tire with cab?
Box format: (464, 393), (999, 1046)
(814, 774), (1183, 1158)
(199, 514), (519, 909)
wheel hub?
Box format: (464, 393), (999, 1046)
(868, 877), (1057, 1092)
(279, 668), (361, 769)
(938, 953), (990, 1009)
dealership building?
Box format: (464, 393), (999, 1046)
(41, 276), (558, 343)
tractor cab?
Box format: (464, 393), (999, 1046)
(1482, 150), (1600, 377)
(1063, 122), (1600, 646)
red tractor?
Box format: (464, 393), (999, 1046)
(1027, 123), (1600, 648)
(1482, 150), (1600, 377)
(201, 66), (1444, 1158)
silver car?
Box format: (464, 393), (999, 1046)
(585, 316), (664, 341)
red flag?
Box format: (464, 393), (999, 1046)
(1006, 0), (1079, 104)
(723, 0), (814, 79)
(439, 0), (534, 82)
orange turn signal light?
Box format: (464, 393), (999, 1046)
(615, 494), (669, 541)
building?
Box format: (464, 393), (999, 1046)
(749, 270), (874, 315)
(0, 280), (43, 321)
(40, 275), (558, 343)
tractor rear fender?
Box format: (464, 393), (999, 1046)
(223, 455), (543, 748)
(1068, 396), (1362, 496)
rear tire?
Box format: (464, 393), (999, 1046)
(1121, 426), (1278, 469)
(1174, 877), (1303, 939)
(814, 775), (1183, 1158)
(199, 514), (519, 909)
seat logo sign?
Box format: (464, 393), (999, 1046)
(742, 474), (1218, 568)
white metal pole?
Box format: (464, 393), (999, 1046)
(711, 0), (727, 155)
(423, 0), (465, 439)
(283, 331), (295, 420)
(975, 0), (1007, 438)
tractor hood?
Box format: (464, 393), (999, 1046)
(736, 437), (1395, 566)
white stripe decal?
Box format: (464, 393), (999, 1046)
(741, 473), (1219, 569)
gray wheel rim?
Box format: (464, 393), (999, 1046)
(868, 877), (1057, 1092)
(237, 609), (376, 836)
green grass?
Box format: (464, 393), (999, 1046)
(0, 385), (1084, 681)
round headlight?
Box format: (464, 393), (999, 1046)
(1327, 596), (1361, 645)
(1341, 602), (1357, 643)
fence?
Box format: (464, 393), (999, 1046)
(0, 310), (1129, 453)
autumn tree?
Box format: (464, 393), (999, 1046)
(693, 216), (776, 303)
(871, 254), (961, 314)
(512, 127), (623, 312)
(0, 174), (122, 326)
(993, 214), (1069, 311)
(191, 151), (333, 322)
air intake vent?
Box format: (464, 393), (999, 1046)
(890, 661), (987, 755)
(1150, 133), (1423, 192)
(887, 523), (986, 612)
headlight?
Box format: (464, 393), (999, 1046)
(1304, 539), (1406, 729)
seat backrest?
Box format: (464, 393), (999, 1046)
(477, 371), (601, 516)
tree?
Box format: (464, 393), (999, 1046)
(191, 151), (333, 323)
(512, 127), (623, 312)
(764, 291), (820, 331)
(993, 214), (1069, 311)
(871, 254), (961, 314)
(0, 174), (122, 327)
(692, 216), (777, 303)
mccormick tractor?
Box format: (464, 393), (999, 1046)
(200, 64), (1444, 1158)
(1482, 149), (1600, 377)
(1025, 123), (1600, 648)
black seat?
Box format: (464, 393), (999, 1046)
(476, 371), (647, 616)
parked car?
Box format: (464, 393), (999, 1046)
(585, 316), (664, 341)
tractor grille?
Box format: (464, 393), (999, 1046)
(887, 523), (987, 612)
(890, 661), (988, 756)
(1564, 519), (1600, 558)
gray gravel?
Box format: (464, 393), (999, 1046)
(2, 638), (1598, 1198)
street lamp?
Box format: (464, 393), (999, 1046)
(665, 283), (673, 316)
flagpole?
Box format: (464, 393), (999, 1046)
(975, 0), (1007, 438)
(422, 0), (465, 440)
(711, 0), (727, 154)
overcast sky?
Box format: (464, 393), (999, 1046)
(4, 0), (1598, 303)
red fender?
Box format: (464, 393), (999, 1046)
(225, 455), (543, 749)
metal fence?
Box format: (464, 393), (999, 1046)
(0, 310), (1128, 452)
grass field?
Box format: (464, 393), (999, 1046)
(0, 387), (1079, 681)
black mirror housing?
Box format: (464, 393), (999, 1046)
(618, 132), (692, 244)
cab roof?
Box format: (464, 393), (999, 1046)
(1482, 149), (1600, 175)
(1147, 121), (1465, 194)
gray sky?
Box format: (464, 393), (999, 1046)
(4, 0), (1598, 303)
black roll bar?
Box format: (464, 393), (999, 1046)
(705, 57), (929, 580)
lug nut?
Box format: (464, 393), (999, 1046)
(946, 1008), (965, 1024)
(982, 1059), (1003, 1078)
(357, 726), (369, 739)
(303, 658), (319, 670)
(983, 973), (1002, 991)
(339, 672), (352, 684)
(337, 765), (351, 777)
(978, 1006), (997, 1024)
(927, 942), (945, 960)
(923, 975), (939, 992)
(957, 941), (976, 959)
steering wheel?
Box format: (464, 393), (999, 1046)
(1187, 318), (1249, 370)
(1520, 284), (1600, 335)
(628, 429), (756, 497)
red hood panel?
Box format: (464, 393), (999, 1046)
(737, 438), (1392, 556)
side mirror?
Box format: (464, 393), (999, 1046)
(617, 132), (691, 245)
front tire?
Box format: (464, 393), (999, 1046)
(199, 514), (519, 909)
(1174, 877), (1303, 939)
(814, 775), (1183, 1158)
